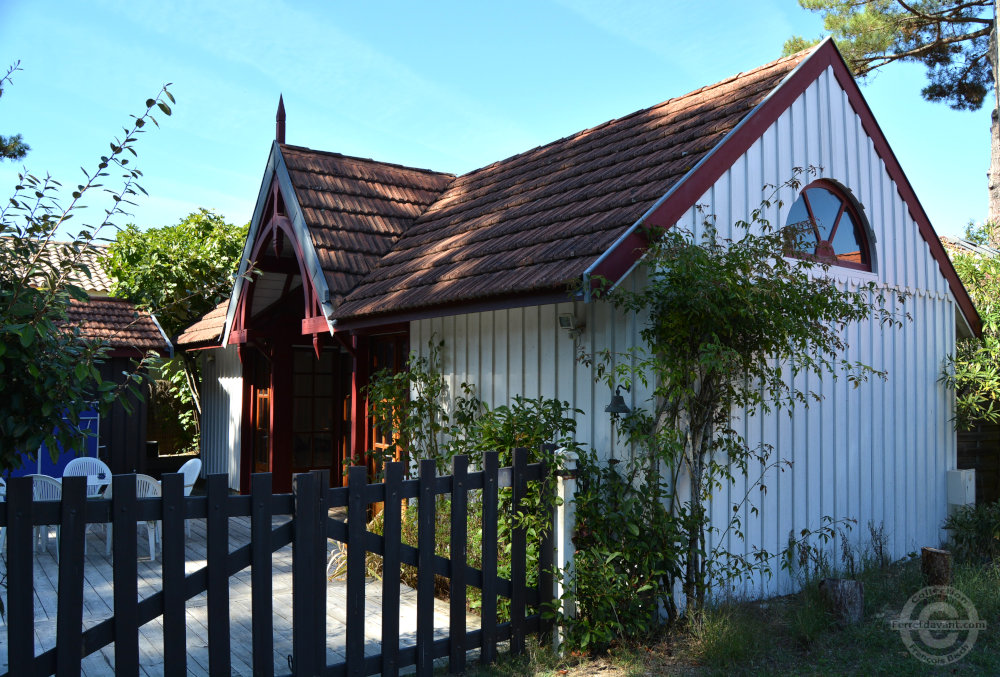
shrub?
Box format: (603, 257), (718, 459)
(944, 500), (1000, 563)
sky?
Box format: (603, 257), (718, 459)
(0, 0), (992, 240)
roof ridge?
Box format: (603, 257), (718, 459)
(280, 144), (455, 180)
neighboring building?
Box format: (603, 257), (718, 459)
(182, 39), (979, 595)
(9, 242), (172, 476)
(941, 235), (1000, 503)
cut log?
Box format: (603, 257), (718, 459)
(921, 546), (952, 587)
(818, 578), (864, 625)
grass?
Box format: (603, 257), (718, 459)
(455, 557), (1000, 676)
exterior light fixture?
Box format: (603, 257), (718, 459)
(605, 385), (631, 416)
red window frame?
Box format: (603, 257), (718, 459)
(785, 180), (872, 272)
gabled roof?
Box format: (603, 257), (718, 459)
(205, 38), (979, 344)
(281, 145), (454, 304)
(332, 50), (808, 321)
(67, 296), (171, 356)
(9, 239), (115, 295)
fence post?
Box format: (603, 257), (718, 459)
(293, 471), (318, 677)
(553, 447), (578, 652)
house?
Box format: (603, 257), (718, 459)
(180, 39), (979, 593)
(8, 241), (173, 476)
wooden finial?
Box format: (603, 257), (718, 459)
(276, 94), (286, 144)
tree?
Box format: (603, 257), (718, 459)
(102, 210), (248, 450)
(941, 221), (1000, 427)
(783, 1), (1000, 228)
(0, 68), (174, 473)
(1, 62), (29, 161)
(588, 176), (905, 609)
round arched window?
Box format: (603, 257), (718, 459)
(784, 181), (872, 272)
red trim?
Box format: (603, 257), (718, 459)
(350, 334), (369, 480)
(301, 315), (329, 334)
(602, 40), (980, 335)
(335, 290), (571, 331)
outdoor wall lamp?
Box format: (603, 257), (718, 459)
(605, 385), (631, 417)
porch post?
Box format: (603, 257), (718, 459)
(553, 447), (577, 651)
(349, 334), (369, 475)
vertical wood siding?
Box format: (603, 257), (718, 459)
(200, 347), (243, 491)
(413, 66), (959, 597)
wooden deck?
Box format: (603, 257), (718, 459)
(0, 512), (479, 676)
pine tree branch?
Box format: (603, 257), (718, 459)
(895, 0), (993, 26)
(853, 26), (992, 74)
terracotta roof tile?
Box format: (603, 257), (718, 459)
(66, 296), (170, 353)
(176, 299), (229, 347)
(333, 51), (808, 320)
(279, 145), (454, 301)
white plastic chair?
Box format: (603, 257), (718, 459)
(105, 474), (161, 560)
(28, 474), (62, 562)
(63, 456), (112, 497)
(176, 458), (202, 536)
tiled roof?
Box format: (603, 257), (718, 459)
(941, 236), (1000, 258)
(7, 239), (115, 295)
(280, 145), (455, 305)
(66, 296), (170, 354)
(176, 299), (229, 347)
(333, 50), (809, 320)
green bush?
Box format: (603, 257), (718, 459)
(944, 500), (1000, 563)
(554, 449), (682, 652)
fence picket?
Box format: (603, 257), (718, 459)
(381, 462), (403, 677)
(160, 472), (186, 676)
(346, 465), (367, 676)
(539, 459), (555, 639)
(480, 451), (499, 665)
(510, 448), (528, 655)
(292, 471), (317, 677)
(206, 473), (232, 676)
(7, 477), (34, 677)
(449, 455), (468, 674)
(111, 474), (139, 677)
(416, 459), (436, 676)
(56, 476), (87, 676)
(250, 472), (275, 677)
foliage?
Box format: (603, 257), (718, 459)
(555, 448), (683, 652)
(941, 221), (1000, 428)
(944, 500), (1000, 563)
(0, 67), (174, 473)
(102, 210), (248, 338)
(587, 174), (906, 609)
(102, 209), (248, 451)
(362, 341), (574, 625)
(0, 62), (29, 161)
(784, 1), (994, 111)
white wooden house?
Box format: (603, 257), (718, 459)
(179, 39), (979, 595)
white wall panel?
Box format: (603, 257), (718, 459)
(200, 347), (243, 491)
(413, 64), (961, 599)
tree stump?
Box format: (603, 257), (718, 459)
(921, 546), (952, 587)
(819, 578), (864, 625)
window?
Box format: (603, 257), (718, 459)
(785, 181), (872, 272)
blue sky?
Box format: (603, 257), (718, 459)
(0, 0), (990, 239)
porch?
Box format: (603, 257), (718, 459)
(0, 512), (476, 676)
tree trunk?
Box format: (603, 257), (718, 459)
(921, 546), (952, 587)
(989, 3), (1000, 237)
(819, 578), (864, 625)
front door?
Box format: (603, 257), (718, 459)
(290, 346), (353, 485)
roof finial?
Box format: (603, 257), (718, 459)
(276, 94), (286, 144)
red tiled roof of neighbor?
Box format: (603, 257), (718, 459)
(66, 296), (169, 353)
(6, 239), (115, 295)
(176, 299), (229, 347)
(280, 144), (455, 305)
(332, 50), (810, 321)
